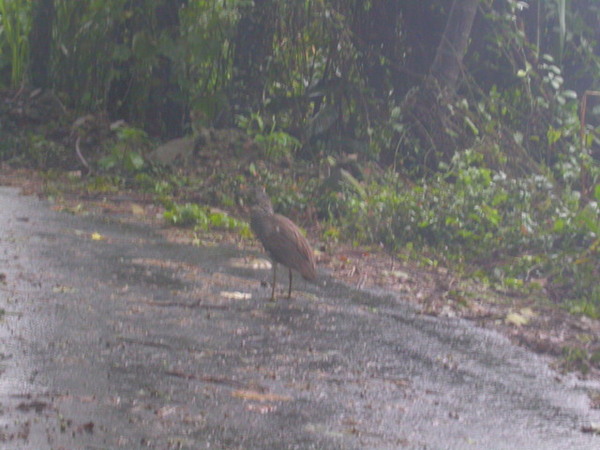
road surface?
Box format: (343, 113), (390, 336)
(1, 186), (599, 449)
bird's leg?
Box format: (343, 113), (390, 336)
(287, 268), (293, 299)
(270, 262), (277, 301)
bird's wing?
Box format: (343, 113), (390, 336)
(262, 214), (316, 280)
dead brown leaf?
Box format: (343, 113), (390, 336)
(231, 389), (292, 402)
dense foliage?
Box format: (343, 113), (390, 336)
(0, 0), (599, 313)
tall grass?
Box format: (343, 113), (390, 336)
(0, 0), (31, 87)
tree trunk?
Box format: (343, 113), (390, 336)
(398, 1), (447, 97)
(349, 0), (402, 100)
(381, 0), (480, 172)
(430, 0), (479, 93)
(230, 0), (277, 119)
(29, 0), (55, 89)
(147, 0), (187, 138)
(106, 0), (187, 138)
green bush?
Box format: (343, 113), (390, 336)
(164, 202), (251, 237)
(332, 148), (599, 309)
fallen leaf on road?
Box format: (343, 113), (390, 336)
(232, 390), (292, 402)
(581, 423), (600, 435)
(77, 421), (94, 434)
(220, 291), (252, 300)
(91, 232), (105, 240)
(252, 258), (272, 270)
(246, 403), (278, 413)
(382, 269), (410, 280)
(229, 257), (271, 269)
(131, 203), (145, 215)
(53, 284), (76, 294)
(505, 308), (535, 326)
(155, 406), (177, 418)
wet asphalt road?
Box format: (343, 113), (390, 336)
(1, 186), (600, 449)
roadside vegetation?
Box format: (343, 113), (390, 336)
(1, 1), (599, 372)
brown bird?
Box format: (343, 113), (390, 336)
(250, 187), (316, 300)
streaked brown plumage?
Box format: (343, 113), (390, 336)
(251, 187), (316, 300)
